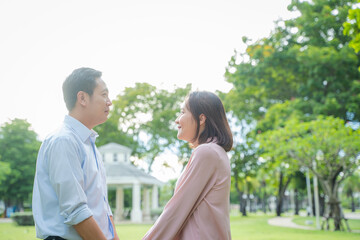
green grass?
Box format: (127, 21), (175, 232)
(1, 215), (359, 240)
(292, 216), (360, 231)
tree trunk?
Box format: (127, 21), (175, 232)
(262, 192), (267, 214)
(241, 196), (247, 216)
(276, 172), (292, 216)
(320, 177), (348, 231)
(260, 181), (267, 213)
(4, 199), (10, 218)
(234, 171), (246, 216)
(294, 189), (299, 215)
(237, 192), (243, 214)
(320, 194), (325, 217)
(329, 198), (342, 231)
(350, 191), (355, 213)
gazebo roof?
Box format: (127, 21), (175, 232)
(105, 162), (164, 186)
(98, 142), (132, 154)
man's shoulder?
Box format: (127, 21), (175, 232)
(43, 124), (79, 146)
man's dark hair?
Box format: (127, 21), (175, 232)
(62, 67), (102, 111)
(186, 91), (233, 152)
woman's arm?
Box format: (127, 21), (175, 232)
(142, 145), (219, 240)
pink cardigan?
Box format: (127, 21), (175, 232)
(143, 141), (232, 240)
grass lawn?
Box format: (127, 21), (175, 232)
(1, 215), (359, 240)
(292, 215), (360, 231)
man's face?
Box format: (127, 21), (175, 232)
(86, 78), (112, 127)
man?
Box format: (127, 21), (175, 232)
(32, 67), (119, 240)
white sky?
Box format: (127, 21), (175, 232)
(0, 0), (296, 181)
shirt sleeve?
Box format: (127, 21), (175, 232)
(142, 145), (219, 240)
(47, 137), (93, 225)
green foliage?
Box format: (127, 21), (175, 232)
(0, 119), (41, 208)
(342, 171), (360, 197)
(258, 116), (360, 181)
(223, 0), (360, 219)
(341, 170), (360, 210)
(96, 83), (192, 172)
(344, 1), (360, 53)
(150, 207), (163, 218)
(159, 179), (176, 207)
(258, 116), (360, 229)
(10, 212), (34, 226)
(0, 161), (11, 184)
(224, 0), (360, 122)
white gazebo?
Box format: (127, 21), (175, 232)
(98, 142), (163, 223)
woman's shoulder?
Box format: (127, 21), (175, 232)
(193, 141), (225, 160)
(196, 141), (225, 152)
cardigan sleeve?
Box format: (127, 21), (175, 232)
(142, 145), (219, 240)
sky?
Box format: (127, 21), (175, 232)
(0, 0), (297, 181)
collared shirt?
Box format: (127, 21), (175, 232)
(32, 115), (114, 240)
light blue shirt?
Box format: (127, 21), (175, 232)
(32, 115), (114, 240)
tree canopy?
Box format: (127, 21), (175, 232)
(224, 0), (360, 123)
(95, 83), (192, 172)
(0, 119), (40, 209)
(222, 0), (360, 225)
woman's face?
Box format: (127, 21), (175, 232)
(175, 101), (197, 144)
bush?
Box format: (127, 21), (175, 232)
(150, 207), (163, 219)
(11, 211), (34, 226)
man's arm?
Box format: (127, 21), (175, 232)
(110, 215), (120, 240)
(74, 216), (107, 240)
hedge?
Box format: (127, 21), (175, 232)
(10, 211), (35, 226)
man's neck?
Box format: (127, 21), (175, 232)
(69, 111), (93, 130)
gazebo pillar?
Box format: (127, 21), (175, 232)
(152, 185), (158, 209)
(131, 182), (142, 223)
(143, 187), (151, 221)
(115, 187), (124, 222)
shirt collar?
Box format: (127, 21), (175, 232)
(64, 115), (99, 143)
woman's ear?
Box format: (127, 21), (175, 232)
(199, 114), (206, 126)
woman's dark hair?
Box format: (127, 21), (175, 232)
(186, 91), (233, 152)
(62, 67), (102, 111)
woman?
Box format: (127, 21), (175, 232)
(143, 91), (233, 240)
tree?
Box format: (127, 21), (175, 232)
(225, 0), (360, 123)
(0, 157), (11, 184)
(344, 1), (360, 54)
(96, 83), (191, 172)
(289, 171), (307, 215)
(342, 171), (360, 212)
(0, 119), (41, 214)
(258, 116), (360, 231)
(225, 115), (261, 216)
(255, 100), (312, 216)
(223, 0), (360, 218)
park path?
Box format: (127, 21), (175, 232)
(268, 212), (360, 231)
(345, 212), (360, 220)
(267, 217), (315, 230)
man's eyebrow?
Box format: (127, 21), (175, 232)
(101, 88), (109, 93)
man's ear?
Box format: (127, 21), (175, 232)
(77, 91), (88, 107)
(199, 114), (206, 126)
